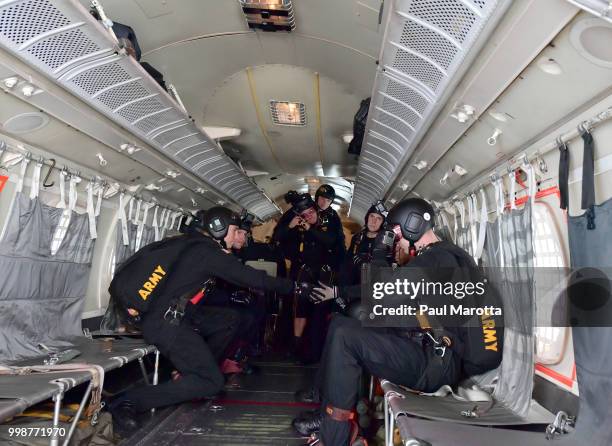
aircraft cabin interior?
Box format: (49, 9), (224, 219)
(0, 0), (611, 445)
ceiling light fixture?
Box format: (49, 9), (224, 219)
(537, 57), (563, 75)
(3, 77), (19, 88)
(453, 164), (468, 176)
(413, 160), (428, 170)
(166, 170), (180, 178)
(270, 100), (306, 126)
(450, 104), (476, 123)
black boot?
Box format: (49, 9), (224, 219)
(295, 386), (321, 403)
(107, 399), (141, 433)
(292, 409), (322, 436)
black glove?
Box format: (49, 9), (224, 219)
(372, 227), (396, 264)
(294, 282), (315, 301)
(309, 282), (347, 309)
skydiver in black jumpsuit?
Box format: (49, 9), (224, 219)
(107, 206), (310, 431)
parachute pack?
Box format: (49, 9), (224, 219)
(108, 236), (205, 313)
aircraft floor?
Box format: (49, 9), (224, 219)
(122, 357), (319, 446)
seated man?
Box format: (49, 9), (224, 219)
(293, 198), (504, 445)
(106, 206), (310, 431)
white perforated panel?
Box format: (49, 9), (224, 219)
(0, 0), (278, 219)
(350, 0), (501, 219)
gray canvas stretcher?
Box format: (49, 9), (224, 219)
(0, 337), (158, 445)
(381, 379), (556, 446)
(393, 415), (576, 446)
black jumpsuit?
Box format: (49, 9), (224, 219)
(123, 233), (294, 411)
(318, 241), (473, 445)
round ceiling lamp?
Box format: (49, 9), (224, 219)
(570, 18), (612, 68)
(3, 112), (49, 134)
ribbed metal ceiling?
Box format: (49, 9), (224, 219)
(0, 0), (279, 219)
(350, 0), (503, 219)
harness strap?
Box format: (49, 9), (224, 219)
(325, 405), (354, 422)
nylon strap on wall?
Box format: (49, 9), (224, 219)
(15, 156), (30, 193)
(118, 192), (129, 246)
(29, 161), (42, 200)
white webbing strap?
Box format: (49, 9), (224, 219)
(508, 170), (516, 210)
(468, 194), (478, 257)
(128, 198), (134, 223)
(525, 162), (536, 204)
(135, 202), (152, 251)
(118, 192), (129, 246)
(68, 176), (79, 212)
(492, 178), (504, 217)
(159, 208), (168, 238)
(175, 213), (183, 231)
(29, 161), (42, 200)
(152, 206), (160, 241)
(94, 184), (103, 217)
(57, 170), (67, 209)
(162, 208), (171, 237)
(133, 198), (142, 225)
(53, 175), (79, 254)
(16, 156), (30, 193)
(474, 189), (488, 260)
(452, 208), (458, 242)
(86, 182), (97, 239)
(455, 200), (465, 229)
(169, 211), (179, 232)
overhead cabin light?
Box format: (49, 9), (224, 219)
(400, 183), (409, 191)
(145, 183), (162, 191)
(270, 100), (306, 126)
(450, 104), (476, 123)
(239, 0), (295, 32)
(196, 187), (208, 194)
(3, 77), (19, 88)
(413, 160), (428, 170)
(166, 170), (180, 178)
(453, 164), (468, 176)
(177, 187), (186, 192)
(342, 133), (354, 145)
(217, 200), (226, 205)
(537, 58), (563, 75)
(21, 84), (35, 97)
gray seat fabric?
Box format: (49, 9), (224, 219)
(395, 416), (572, 446)
(568, 197), (612, 446)
(0, 337), (155, 423)
(382, 380), (553, 426)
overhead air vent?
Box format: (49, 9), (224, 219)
(239, 0), (295, 32)
(270, 100), (306, 126)
(349, 0), (507, 219)
(0, 0), (279, 219)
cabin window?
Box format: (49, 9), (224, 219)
(533, 202), (568, 365)
(533, 202), (565, 268)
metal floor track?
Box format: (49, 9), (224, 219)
(122, 357), (318, 445)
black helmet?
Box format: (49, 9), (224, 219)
(387, 198), (435, 242)
(292, 193), (316, 214)
(315, 184), (335, 201)
(365, 200), (387, 226)
(202, 206), (240, 240)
